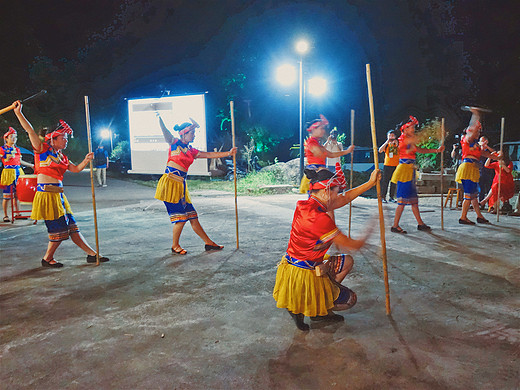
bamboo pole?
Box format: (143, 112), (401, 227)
(348, 109), (355, 237)
(230, 101), (239, 249)
(440, 118), (445, 230)
(497, 117), (505, 222)
(84, 96), (100, 265)
(366, 64), (391, 315)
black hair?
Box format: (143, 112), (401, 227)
(502, 152), (511, 166)
(305, 168), (334, 183)
(387, 130), (397, 137)
(174, 122), (191, 132)
(306, 119), (322, 129)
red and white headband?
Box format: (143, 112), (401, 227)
(3, 127), (16, 139)
(179, 117), (200, 135)
(45, 120), (73, 141)
(307, 114), (329, 132)
(400, 116), (418, 132)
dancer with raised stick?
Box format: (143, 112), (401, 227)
(230, 101), (239, 249)
(154, 109), (237, 255)
(455, 107), (500, 225)
(0, 90), (47, 116)
(84, 96), (100, 265)
(366, 63), (391, 315)
(11, 100), (109, 268)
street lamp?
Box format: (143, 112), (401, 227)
(296, 39), (309, 181)
(100, 128), (113, 153)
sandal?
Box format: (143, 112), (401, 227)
(41, 259), (63, 268)
(205, 244), (224, 251)
(390, 226), (407, 234)
(3, 216), (10, 223)
(172, 247), (187, 255)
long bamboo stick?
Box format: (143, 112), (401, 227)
(230, 101), (239, 249)
(348, 109), (355, 237)
(366, 64), (391, 315)
(440, 118), (445, 230)
(84, 96), (100, 265)
(497, 117), (505, 222)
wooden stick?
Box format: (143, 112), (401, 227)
(440, 118), (445, 230)
(348, 109), (355, 237)
(230, 101), (239, 249)
(366, 64), (391, 315)
(497, 117), (505, 222)
(0, 90), (47, 115)
(84, 96), (100, 265)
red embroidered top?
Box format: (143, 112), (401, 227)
(461, 136), (481, 160)
(286, 196), (340, 263)
(304, 137), (326, 165)
(167, 139), (200, 170)
(35, 143), (69, 180)
(0, 145), (21, 166)
(398, 133), (416, 160)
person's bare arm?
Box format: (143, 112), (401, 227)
(329, 169), (381, 210)
(156, 114), (175, 144)
(68, 153), (94, 173)
(197, 148), (237, 159)
(12, 101), (43, 152)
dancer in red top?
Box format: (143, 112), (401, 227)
(154, 113), (237, 255)
(12, 101), (109, 268)
(299, 115), (354, 193)
(480, 153), (515, 213)
(390, 116), (444, 233)
(274, 167), (380, 331)
(455, 109), (500, 224)
(1, 127), (33, 222)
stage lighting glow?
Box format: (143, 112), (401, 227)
(100, 129), (111, 139)
(308, 77), (327, 96)
(295, 40), (309, 54)
(276, 64), (297, 86)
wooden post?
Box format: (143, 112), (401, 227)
(348, 109), (355, 237)
(230, 101), (239, 249)
(440, 118), (445, 230)
(497, 117), (505, 222)
(366, 64), (391, 315)
(84, 96), (100, 265)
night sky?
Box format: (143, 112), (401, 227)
(1, 0), (519, 159)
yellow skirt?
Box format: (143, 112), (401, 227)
(31, 191), (73, 221)
(0, 167), (23, 186)
(154, 173), (192, 204)
(299, 175), (310, 193)
(391, 163), (415, 184)
(273, 257), (339, 317)
(455, 162), (480, 183)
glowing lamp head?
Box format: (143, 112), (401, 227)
(295, 40), (310, 55)
(100, 129), (111, 139)
(308, 77), (327, 96)
(276, 64), (297, 86)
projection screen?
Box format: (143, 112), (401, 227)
(127, 94), (209, 175)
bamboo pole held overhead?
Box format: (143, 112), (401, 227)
(230, 101), (239, 249)
(84, 96), (100, 265)
(365, 64), (391, 315)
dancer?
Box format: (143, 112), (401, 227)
(480, 153), (515, 214)
(12, 101), (109, 267)
(456, 109), (499, 225)
(1, 127), (33, 222)
(299, 115), (354, 193)
(273, 168), (380, 331)
(390, 116), (444, 233)
(378, 130), (399, 203)
(154, 113), (237, 255)
(477, 136), (495, 204)
(324, 128), (343, 172)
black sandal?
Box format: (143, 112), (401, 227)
(172, 247), (187, 255)
(287, 310), (309, 331)
(391, 226), (407, 234)
(3, 216), (10, 223)
(205, 244), (224, 251)
(41, 259), (63, 268)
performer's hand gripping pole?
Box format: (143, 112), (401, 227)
(366, 64), (391, 315)
(84, 96), (100, 265)
(348, 109), (355, 237)
(230, 101), (239, 249)
(440, 118), (445, 230)
(497, 117), (505, 222)
(0, 90), (47, 115)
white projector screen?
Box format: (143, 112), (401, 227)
(127, 94), (209, 175)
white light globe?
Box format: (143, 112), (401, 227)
(276, 64), (297, 86)
(308, 77), (327, 96)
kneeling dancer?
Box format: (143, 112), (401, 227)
(154, 113), (237, 254)
(12, 101), (108, 267)
(273, 168), (380, 331)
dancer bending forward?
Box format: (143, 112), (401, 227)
(274, 168), (380, 331)
(154, 113), (236, 255)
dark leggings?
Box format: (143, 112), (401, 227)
(381, 165), (397, 199)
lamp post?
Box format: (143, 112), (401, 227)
(296, 40), (309, 181)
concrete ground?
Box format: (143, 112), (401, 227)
(1, 171), (519, 389)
